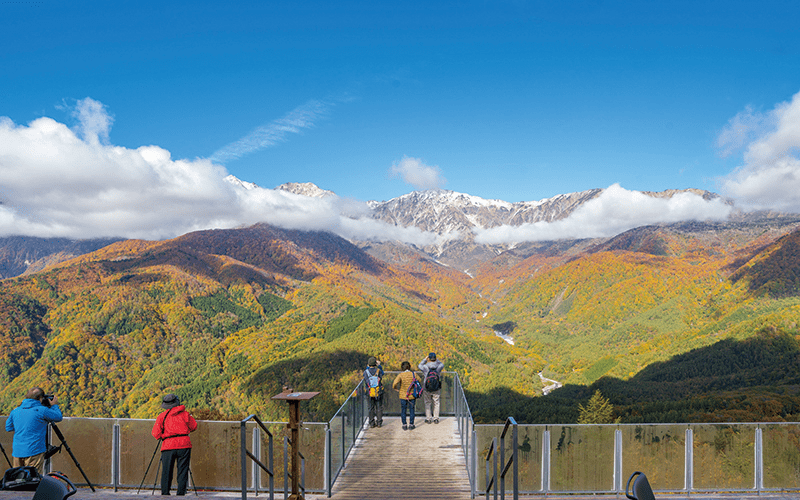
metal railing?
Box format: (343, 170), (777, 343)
(484, 417), (519, 500)
(240, 414), (275, 500)
(7, 386), (800, 497)
(474, 422), (800, 496)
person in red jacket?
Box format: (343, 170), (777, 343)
(151, 394), (197, 495)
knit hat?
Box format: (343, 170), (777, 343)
(429, 352), (436, 361)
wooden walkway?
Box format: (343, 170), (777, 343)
(320, 416), (472, 500)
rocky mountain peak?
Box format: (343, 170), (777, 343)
(276, 182), (335, 198)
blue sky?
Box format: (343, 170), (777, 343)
(2, 1), (800, 242)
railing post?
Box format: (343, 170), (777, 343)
(512, 422), (518, 500)
(500, 431), (505, 500)
(241, 420), (248, 500)
(253, 426), (261, 497)
(472, 429), (478, 499)
(614, 428), (623, 492)
(755, 426), (763, 493)
(542, 428), (550, 493)
(685, 426), (694, 493)
(283, 436), (289, 500)
(325, 426), (332, 498)
(112, 423), (120, 492)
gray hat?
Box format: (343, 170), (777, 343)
(161, 394), (181, 409)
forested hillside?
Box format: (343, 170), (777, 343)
(0, 224), (535, 421)
(1, 219), (800, 424)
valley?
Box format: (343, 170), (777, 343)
(1, 187), (800, 424)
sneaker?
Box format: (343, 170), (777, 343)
(402, 424), (408, 430)
(377, 422), (382, 428)
(434, 418), (439, 424)
(425, 418), (431, 424)
(409, 424), (415, 430)
(370, 422), (376, 428)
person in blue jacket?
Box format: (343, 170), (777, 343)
(4, 387), (63, 473)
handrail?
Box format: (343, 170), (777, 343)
(326, 379), (366, 496)
(485, 417), (518, 500)
(453, 372), (476, 497)
(240, 414), (274, 500)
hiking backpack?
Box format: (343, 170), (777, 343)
(365, 368), (383, 398)
(424, 368), (441, 392)
(406, 372), (423, 399)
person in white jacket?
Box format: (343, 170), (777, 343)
(418, 353), (444, 424)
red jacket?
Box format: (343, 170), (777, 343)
(151, 405), (197, 450)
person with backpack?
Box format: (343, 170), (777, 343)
(151, 394), (198, 495)
(419, 352), (444, 424)
(363, 356), (385, 428)
(392, 361), (422, 430)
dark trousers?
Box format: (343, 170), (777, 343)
(160, 448), (191, 495)
(400, 398), (415, 425)
(368, 394), (383, 425)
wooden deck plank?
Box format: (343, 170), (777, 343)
(324, 416), (472, 500)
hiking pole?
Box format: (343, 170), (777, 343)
(0, 440), (11, 468)
(137, 439), (162, 494)
(50, 423), (96, 492)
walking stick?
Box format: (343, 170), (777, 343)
(137, 439), (162, 494)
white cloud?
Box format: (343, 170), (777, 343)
(719, 90), (800, 212)
(389, 156), (446, 190)
(474, 184), (732, 245)
(0, 101), (447, 246)
(210, 100), (330, 163)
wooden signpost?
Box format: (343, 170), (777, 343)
(271, 390), (319, 500)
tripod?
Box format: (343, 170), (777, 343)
(0, 440), (11, 468)
(48, 423), (96, 492)
(138, 440), (197, 496)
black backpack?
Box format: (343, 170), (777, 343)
(2, 466), (41, 491)
(424, 368), (441, 392)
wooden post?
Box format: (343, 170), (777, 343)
(272, 390), (319, 500)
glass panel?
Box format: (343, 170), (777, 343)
(516, 425), (544, 492)
(48, 418), (114, 487)
(475, 424), (503, 493)
(549, 425), (616, 492)
(189, 420), (248, 490)
(761, 423), (800, 489)
(620, 424), (686, 491)
(329, 411), (344, 481)
(691, 423), (755, 490)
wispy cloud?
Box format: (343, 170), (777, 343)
(0, 99), (450, 246)
(719, 90), (800, 212)
(209, 100), (331, 163)
(474, 184), (732, 245)
(389, 156), (446, 190)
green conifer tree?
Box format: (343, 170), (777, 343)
(577, 389), (620, 424)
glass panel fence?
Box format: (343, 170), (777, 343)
(620, 424), (687, 492)
(761, 423), (800, 490)
(691, 423), (756, 491)
(7, 409), (800, 494)
(548, 424), (617, 493)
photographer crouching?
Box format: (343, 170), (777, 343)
(4, 387), (63, 474)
